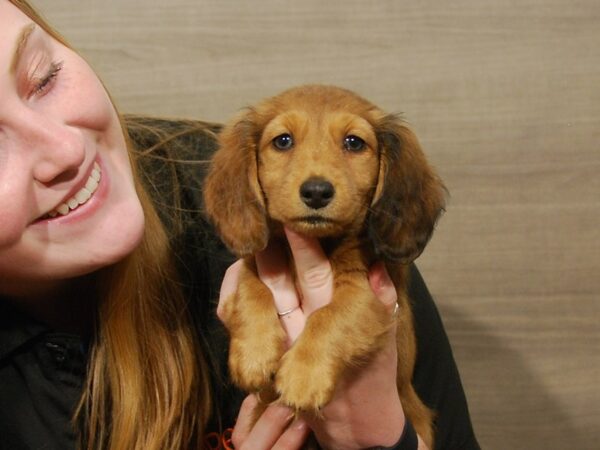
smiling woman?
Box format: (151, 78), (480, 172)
(0, 1), (480, 450)
(0, 1), (209, 449)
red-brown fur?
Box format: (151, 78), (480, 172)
(203, 85), (446, 447)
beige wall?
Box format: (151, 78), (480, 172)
(32, 1), (600, 448)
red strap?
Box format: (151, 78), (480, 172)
(204, 428), (235, 449)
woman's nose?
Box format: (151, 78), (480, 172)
(21, 113), (86, 184)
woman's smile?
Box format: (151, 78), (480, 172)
(36, 159), (103, 222)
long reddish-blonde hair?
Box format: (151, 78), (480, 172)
(8, 2), (211, 449)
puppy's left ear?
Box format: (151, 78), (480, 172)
(369, 115), (447, 263)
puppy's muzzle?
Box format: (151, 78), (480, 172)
(300, 177), (335, 209)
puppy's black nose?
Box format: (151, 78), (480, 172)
(300, 178), (335, 209)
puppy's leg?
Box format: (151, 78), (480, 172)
(275, 277), (392, 412)
(394, 288), (435, 448)
(221, 258), (287, 392)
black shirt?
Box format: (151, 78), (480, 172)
(0, 117), (479, 450)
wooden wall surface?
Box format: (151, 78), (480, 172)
(31, 1), (600, 448)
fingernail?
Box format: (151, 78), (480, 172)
(292, 418), (308, 431)
(375, 271), (388, 293)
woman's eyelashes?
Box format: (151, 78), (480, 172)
(29, 60), (63, 98)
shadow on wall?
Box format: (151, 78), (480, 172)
(440, 305), (590, 450)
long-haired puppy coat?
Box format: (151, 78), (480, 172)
(204, 85), (446, 447)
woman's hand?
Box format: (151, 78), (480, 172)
(218, 227), (409, 449)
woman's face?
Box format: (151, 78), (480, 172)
(0, 1), (145, 298)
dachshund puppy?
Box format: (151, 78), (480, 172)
(203, 85), (445, 447)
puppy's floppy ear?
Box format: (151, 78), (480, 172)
(203, 109), (268, 256)
(369, 115), (447, 263)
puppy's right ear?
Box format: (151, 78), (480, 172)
(203, 109), (268, 256)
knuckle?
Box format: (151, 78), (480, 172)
(261, 272), (290, 291)
(301, 263), (332, 289)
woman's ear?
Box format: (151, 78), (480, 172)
(369, 115), (447, 264)
(203, 109), (269, 256)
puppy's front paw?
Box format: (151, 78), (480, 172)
(275, 347), (338, 413)
(229, 335), (284, 392)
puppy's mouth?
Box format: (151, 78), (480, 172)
(294, 215), (336, 226)
(287, 215), (345, 237)
(294, 215), (335, 225)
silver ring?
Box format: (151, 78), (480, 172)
(391, 302), (400, 318)
(277, 306), (299, 317)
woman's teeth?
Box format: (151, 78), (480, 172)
(46, 163), (101, 218)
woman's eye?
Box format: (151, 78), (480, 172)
(272, 133), (294, 151)
(30, 61), (63, 97)
(343, 135), (366, 152)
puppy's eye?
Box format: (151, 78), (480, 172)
(343, 135), (366, 152)
(272, 133), (294, 151)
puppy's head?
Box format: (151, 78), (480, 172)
(203, 85), (446, 262)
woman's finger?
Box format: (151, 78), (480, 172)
(284, 227), (333, 316)
(231, 395), (301, 450)
(216, 259), (243, 321)
(255, 239), (305, 344)
(272, 419), (310, 450)
(231, 394), (259, 446)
